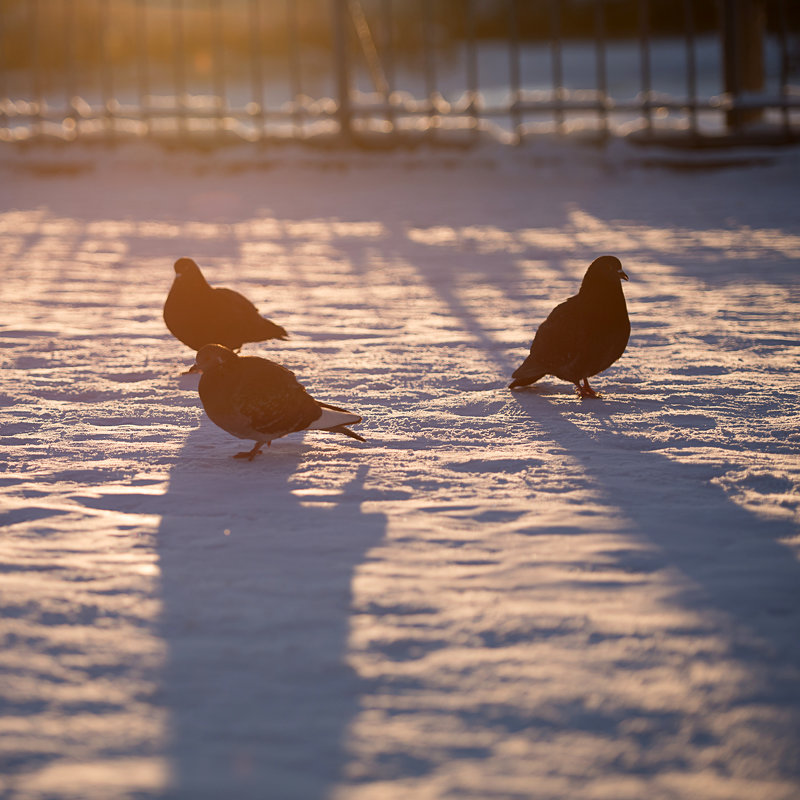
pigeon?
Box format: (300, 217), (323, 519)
(509, 255), (630, 398)
(163, 257), (288, 353)
(194, 344), (365, 460)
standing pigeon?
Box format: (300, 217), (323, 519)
(509, 255), (630, 398)
(163, 258), (287, 353)
(194, 344), (365, 460)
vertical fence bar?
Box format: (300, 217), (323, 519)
(64, 0), (78, 138)
(465, 0), (479, 132)
(249, 0), (265, 140)
(0, 4), (5, 135)
(381, 0), (396, 131)
(136, 0), (149, 135)
(549, 0), (564, 133)
(349, 0), (390, 108)
(332, 0), (352, 139)
(721, 0), (739, 130)
(776, 0), (791, 135)
(212, 0), (226, 136)
(638, 0), (653, 136)
(422, 0), (438, 134)
(286, 0), (303, 137)
(172, 0), (187, 136)
(30, 0), (43, 137)
(683, 0), (698, 137)
(508, 0), (522, 142)
(594, 0), (608, 138)
(718, 0), (739, 121)
(722, 0), (766, 132)
(99, 0), (114, 138)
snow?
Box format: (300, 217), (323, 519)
(1, 138), (799, 800)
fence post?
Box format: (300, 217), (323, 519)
(722, 0), (765, 132)
(331, 0), (352, 140)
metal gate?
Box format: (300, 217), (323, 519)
(1, 0), (798, 146)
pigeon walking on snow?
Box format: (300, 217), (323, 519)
(164, 258), (287, 354)
(509, 255), (630, 398)
(194, 344), (365, 460)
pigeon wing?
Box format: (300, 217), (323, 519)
(212, 286), (261, 317)
(212, 287), (288, 341)
(514, 296), (588, 381)
(233, 359), (321, 437)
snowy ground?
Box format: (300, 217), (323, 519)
(1, 139), (799, 800)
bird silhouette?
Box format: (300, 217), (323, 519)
(509, 255), (630, 398)
(194, 344), (365, 460)
(164, 258), (287, 355)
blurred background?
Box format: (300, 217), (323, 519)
(1, 0), (799, 143)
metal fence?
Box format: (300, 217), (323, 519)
(1, 0), (799, 146)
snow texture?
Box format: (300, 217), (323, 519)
(1, 139), (799, 800)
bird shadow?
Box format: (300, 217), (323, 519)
(513, 388), (800, 772)
(323, 210), (800, 675)
(514, 389), (800, 626)
(154, 421), (385, 800)
(349, 213), (800, 774)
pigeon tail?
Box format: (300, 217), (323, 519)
(258, 317), (289, 341)
(328, 425), (367, 442)
(310, 405), (363, 432)
(509, 363), (545, 389)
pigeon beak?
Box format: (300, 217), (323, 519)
(619, 269), (629, 281)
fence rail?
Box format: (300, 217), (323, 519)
(1, 0), (799, 147)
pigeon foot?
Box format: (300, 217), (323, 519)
(576, 379), (600, 399)
(233, 442), (265, 460)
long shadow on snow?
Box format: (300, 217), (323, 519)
(510, 390), (800, 767)
(370, 222), (800, 775)
(155, 421), (384, 800)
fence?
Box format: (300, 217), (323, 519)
(1, 0), (799, 146)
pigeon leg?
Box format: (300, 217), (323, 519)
(234, 441), (265, 460)
(576, 378), (600, 399)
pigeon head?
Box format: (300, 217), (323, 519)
(174, 257), (199, 275)
(173, 258), (208, 284)
(195, 343), (238, 372)
(581, 255), (629, 292)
